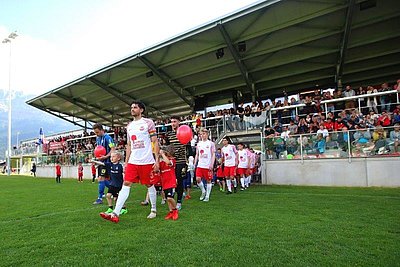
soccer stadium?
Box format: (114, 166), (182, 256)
(2, 0), (400, 266)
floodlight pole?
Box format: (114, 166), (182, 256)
(2, 31), (18, 176)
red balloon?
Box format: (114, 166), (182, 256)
(176, 125), (193, 144)
(94, 145), (106, 158)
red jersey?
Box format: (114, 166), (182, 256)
(160, 158), (176, 190)
(150, 171), (162, 186)
(323, 121), (334, 131)
(78, 165), (83, 175)
(334, 121), (345, 131)
(56, 165), (61, 176)
(91, 165), (96, 174)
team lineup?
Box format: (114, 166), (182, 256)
(91, 101), (257, 223)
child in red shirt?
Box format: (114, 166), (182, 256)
(91, 162), (96, 183)
(77, 162), (84, 183)
(160, 147), (178, 220)
(55, 162), (61, 183)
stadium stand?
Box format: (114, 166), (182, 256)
(13, 0), (399, 186)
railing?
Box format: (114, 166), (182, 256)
(14, 89), (400, 162)
(11, 145), (41, 156)
(35, 149), (126, 167)
(262, 125), (400, 161)
(267, 89), (400, 125)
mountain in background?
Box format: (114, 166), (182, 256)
(0, 90), (78, 160)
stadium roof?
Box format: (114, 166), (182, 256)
(27, 0), (400, 128)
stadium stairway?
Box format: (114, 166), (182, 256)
(215, 129), (262, 150)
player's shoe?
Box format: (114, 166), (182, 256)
(165, 211), (173, 220)
(172, 209), (179, 220)
(147, 211), (157, 219)
(93, 199), (103, 205)
(120, 208), (128, 215)
(100, 212), (111, 220)
(176, 203), (182, 210)
(105, 208), (113, 213)
(199, 192), (206, 201)
(226, 191), (232, 194)
(184, 195), (191, 200)
(161, 199), (166, 205)
(100, 212), (119, 223)
(240, 187), (245, 191)
(141, 201), (149, 206)
(203, 197), (209, 202)
(219, 188), (224, 192)
(234, 187), (237, 193)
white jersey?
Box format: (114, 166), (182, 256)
(221, 144), (237, 167)
(249, 150), (255, 168)
(238, 149), (249, 168)
(197, 140), (215, 169)
(127, 118), (156, 165)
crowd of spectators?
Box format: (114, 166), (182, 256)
(263, 81), (400, 158)
(19, 79), (400, 163)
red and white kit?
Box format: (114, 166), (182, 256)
(237, 149), (250, 176)
(125, 118), (156, 184)
(221, 144), (237, 177)
(196, 140), (215, 180)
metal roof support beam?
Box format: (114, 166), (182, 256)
(335, 0), (356, 88)
(218, 24), (255, 98)
(89, 77), (132, 106)
(58, 91), (126, 121)
(54, 93), (113, 124)
(29, 103), (87, 129)
(137, 56), (193, 107)
(88, 77), (168, 117)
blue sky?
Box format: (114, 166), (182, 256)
(0, 0), (259, 97)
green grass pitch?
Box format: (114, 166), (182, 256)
(1, 176), (399, 266)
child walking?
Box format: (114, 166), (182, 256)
(77, 162), (84, 183)
(184, 156), (195, 200)
(160, 147), (179, 220)
(91, 162), (96, 183)
(93, 152), (127, 215)
(55, 161), (61, 183)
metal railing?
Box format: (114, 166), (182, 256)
(35, 149), (126, 167)
(262, 125), (400, 161)
(14, 89), (400, 163)
(267, 89), (400, 125)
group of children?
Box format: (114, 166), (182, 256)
(54, 161), (97, 183)
(93, 146), (180, 220)
(215, 139), (257, 194)
(54, 136), (257, 222)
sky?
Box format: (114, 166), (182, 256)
(0, 0), (259, 101)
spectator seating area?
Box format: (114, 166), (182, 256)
(15, 80), (400, 165)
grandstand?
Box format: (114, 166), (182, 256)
(14, 0), (400, 186)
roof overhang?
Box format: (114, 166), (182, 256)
(27, 0), (400, 127)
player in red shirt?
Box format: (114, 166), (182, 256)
(160, 146), (179, 220)
(91, 162), (96, 183)
(55, 161), (61, 183)
(77, 162), (84, 183)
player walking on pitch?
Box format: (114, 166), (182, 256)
(194, 128), (216, 202)
(100, 101), (159, 223)
(221, 137), (238, 194)
(93, 123), (115, 204)
(237, 143), (250, 190)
